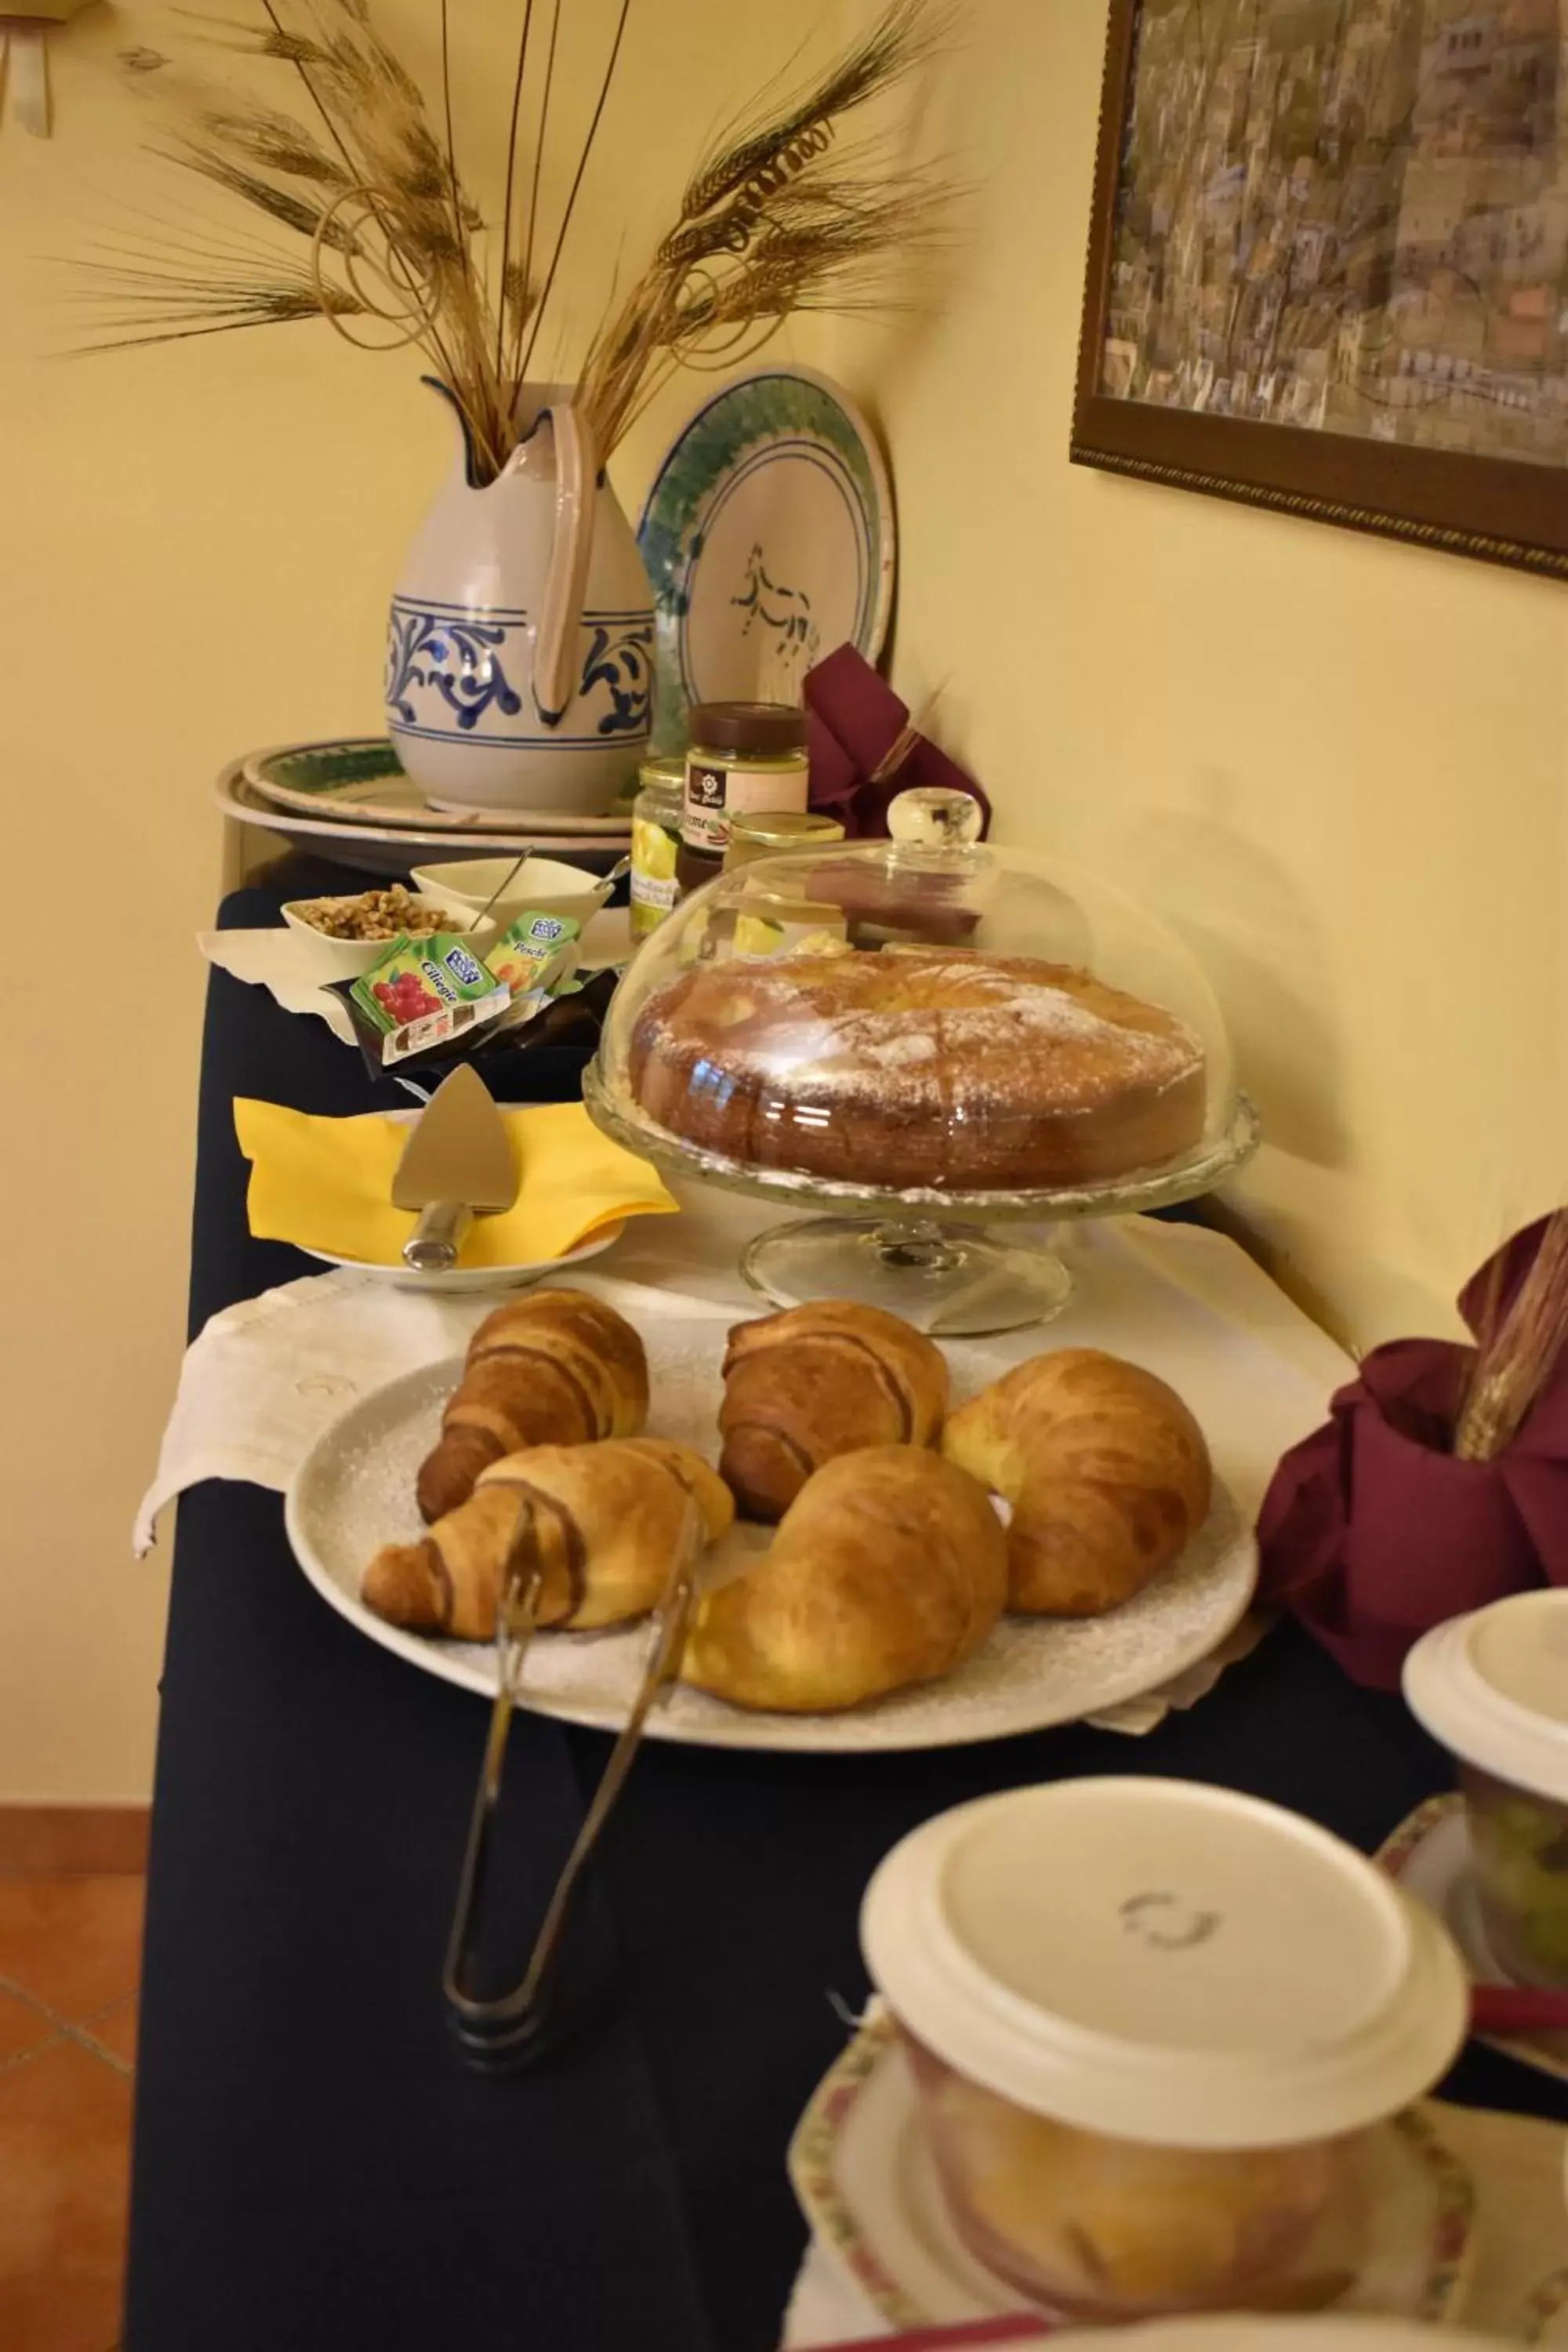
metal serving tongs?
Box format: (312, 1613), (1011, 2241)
(442, 1491), (701, 2069)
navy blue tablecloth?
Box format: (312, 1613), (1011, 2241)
(125, 880), (1568, 2352)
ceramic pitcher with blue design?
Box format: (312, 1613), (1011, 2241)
(385, 381), (653, 815)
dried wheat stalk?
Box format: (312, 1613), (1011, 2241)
(78, 0), (953, 481)
(1454, 1210), (1568, 1461)
(579, 1), (954, 452)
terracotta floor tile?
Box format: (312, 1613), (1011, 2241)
(0, 1991), (55, 2066)
(78, 1998), (136, 2071)
(0, 1879), (143, 2022)
(0, 2040), (131, 2352)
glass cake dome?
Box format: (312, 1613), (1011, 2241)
(585, 790), (1258, 1334)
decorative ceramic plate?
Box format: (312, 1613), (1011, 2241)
(215, 759), (630, 882)
(244, 738), (635, 837)
(1377, 1795), (1568, 2089)
(786, 2013), (1476, 2338)
(636, 365), (895, 746)
(282, 1313), (1257, 1754)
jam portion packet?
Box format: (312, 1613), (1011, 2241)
(347, 933), (511, 1071)
(484, 909), (581, 997)
(483, 909), (583, 1036)
(338, 915), (586, 1076)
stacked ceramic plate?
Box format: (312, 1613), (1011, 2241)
(217, 739), (634, 880)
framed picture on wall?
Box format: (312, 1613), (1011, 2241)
(1073, 0), (1568, 579)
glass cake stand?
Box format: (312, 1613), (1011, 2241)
(583, 789), (1261, 1337)
(586, 1064), (1259, 1335)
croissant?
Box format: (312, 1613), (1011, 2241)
(942, 1348), (1212, 1616)
(679, 1444), (1006, 1712)
(365, 1438), (734, 1639)
(416, 1288), (648, 1523)
(718, 1301), (949, 1522)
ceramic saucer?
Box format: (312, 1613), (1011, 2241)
(1377, 1796), (1568, 2089)
(786, 2012), (1475, 2340)
(293, 1096), (630, 1291)
(298, 1223), (624, 1294)
(636, 365), (894, 746)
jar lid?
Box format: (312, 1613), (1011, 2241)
(730, 811), (846, 851)
(688, 701), (808, 755)
(1404, 1590), (1568, 1804)
(637, 756), (686, 793)
(860, 1779), (1467, 2150)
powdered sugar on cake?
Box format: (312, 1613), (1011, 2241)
(771, 966), (1200, 1087)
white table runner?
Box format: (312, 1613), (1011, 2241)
(137, 1196), (1349, 1733)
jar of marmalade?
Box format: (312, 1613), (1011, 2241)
(630, 757), (686, 942)
(680, 702), (809, 890)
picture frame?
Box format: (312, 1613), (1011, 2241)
(1073, 0), (1568, 580)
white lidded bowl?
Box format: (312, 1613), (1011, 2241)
(859, 1778), (1469, 2321)
(1404, 1590), (1568, 1807)
(1404, 1589), (1568, 1990)
(281, 891), (495, 982)
(410, 854), (608, 934)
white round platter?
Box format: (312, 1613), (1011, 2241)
(786, 2010), (1475, 2338)
(283, 1316), (1257, 1754)
(216, 758), (629, 881)
(243, 738), (636, 836)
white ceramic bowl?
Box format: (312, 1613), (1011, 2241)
(410, 854), (608, 934)
(281, 891), (496, 982)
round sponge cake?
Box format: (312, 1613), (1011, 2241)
(628, 949), (1207, 1190)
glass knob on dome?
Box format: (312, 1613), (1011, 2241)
(887, 786), (983, 850)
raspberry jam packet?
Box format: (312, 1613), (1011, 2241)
(348, 933), (511, 1069)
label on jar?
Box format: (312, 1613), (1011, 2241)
(683, 755), (808, 853)
(630, 872), (679, 938)
(631, 811), (683, 938)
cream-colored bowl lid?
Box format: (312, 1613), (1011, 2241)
(860, 1778), (1468, 2150)
(1404, 1589), (1568, 1805)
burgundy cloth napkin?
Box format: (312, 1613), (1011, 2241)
(1257, 1218), (1568, 1690)
(804, 644), (990, 839)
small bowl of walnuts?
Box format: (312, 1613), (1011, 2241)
(281, 884), (497, 980)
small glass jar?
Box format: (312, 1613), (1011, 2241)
(1405, 1591), (1568, 1991)
(723, 809), (846, 872)
(902, 2032), (1348, 2319)
(1461, 1763), (1568, 1990)
(682, 702), (809, 862)
(630, 757), (686, 942)
(860, 1779), (1468, 2325)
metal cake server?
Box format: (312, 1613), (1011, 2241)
(392, 1064), (517, 1272)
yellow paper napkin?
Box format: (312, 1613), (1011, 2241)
(234, 1097), (677, 1268)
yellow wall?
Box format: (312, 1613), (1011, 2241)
(5, 0), (1563, 1798)
(0, 2), (829, 1800)
(831, 0), (1568, 1348)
